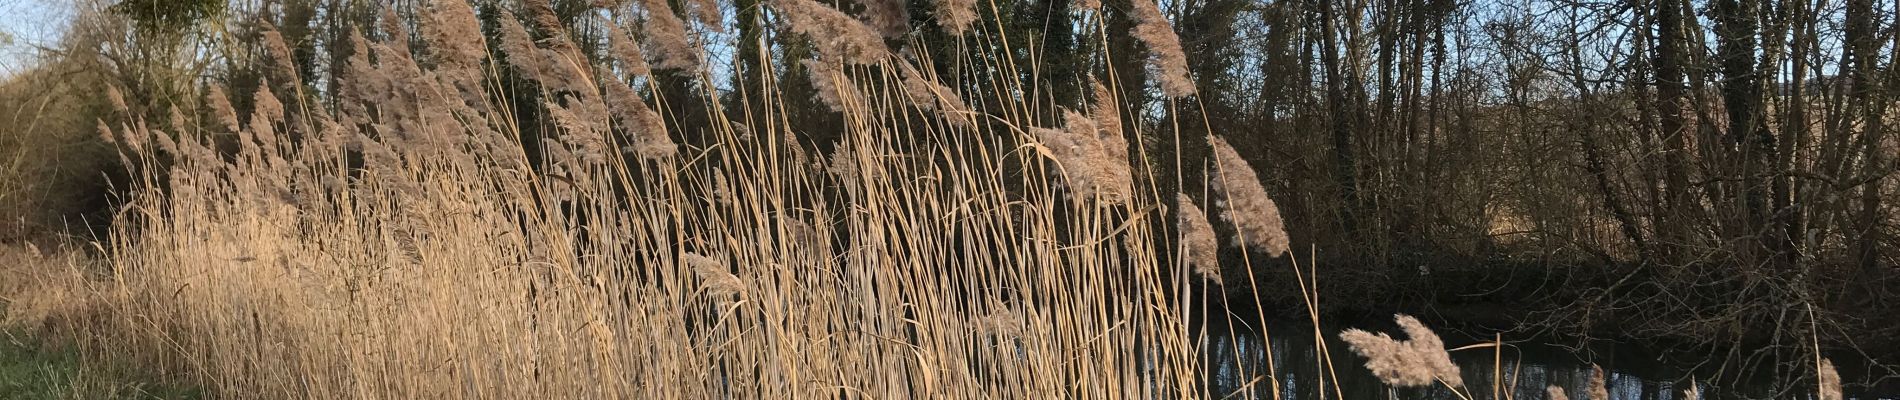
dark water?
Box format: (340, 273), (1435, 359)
(1197, 319), (1893, 399)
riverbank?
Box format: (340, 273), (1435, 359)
(0, 331), (200, 399)
(1203, 254), (1900, 396)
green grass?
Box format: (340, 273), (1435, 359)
(0, 326), (199, 400)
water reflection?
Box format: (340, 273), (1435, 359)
(1198, 321), (1700, 400)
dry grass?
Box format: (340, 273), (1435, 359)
(1546, 385), (1569, 400)
(1177, 194), (1220, 285)
(1588, 364), (1608, 400)
(1818, 358), (1841, 400)
(1337, 314), (1463, 389)
(62, 1), (1281, 398)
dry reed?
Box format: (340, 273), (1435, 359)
(1032, 109), (1135, 203)
(930, 0), (978, 35)
(688, 0), (726, 31)
(1547, 386), (1569, 400)
(1178, 194), (1221, 284)
(421, 0), (485, 70)
(857, 0), (911, 37)
(1129, 0), (1194, 97)
(637, 0), (704, 71)
(1206, 135), (1288, 256)
(605, 22), (654, 78)
(803, 59), (860, 112)
(79, 2), (1223, 398)
(1588, 364), (1608, 400)
(1819, 358), (1841, 400)
(1339, 314), (1464, 388)
(772, 0), (890, 64)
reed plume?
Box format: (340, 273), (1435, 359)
(1178, 194), (1221, 285)
(258, 26), (299, 82)
(1206, 135), (1288, 256)
(772, 0), (890, 64)
(1547, 386), (1569, 400)
(689, 0), (726, 31)
(521, 0), (571, 43)
(421, 0), (485, 70)
(1129, 0), (1194, 97)
(94, 120), (115, 145)
(250, 83), (284, 150)
(1588, 364), (1609, 400)
(603, 78), (675, 160)
(1339, 314), (1464, 388)
(104, 84), (127, 113)
(898, 62), (971, 125)
(637, 0), (704, 71)
(1682, 381), (1699, 399)
(606, 22), (653, 78)
(857, 0), (910, 37)
(1088, 77), (1121, 140)
(370, 9), (404, 56)
(206, 86), (241, 133)
(930, 0), (978, 35)
(1033, 109), (1133, 203)
(1819, 358), (1841, 400)
(494, 11), (550, 80)
(803, 59), (859, 112)
(686, 252), (745, 298)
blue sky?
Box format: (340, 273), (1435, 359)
(0, 0), (74, 77)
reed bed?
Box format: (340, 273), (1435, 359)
(77, 0), (1301, 398)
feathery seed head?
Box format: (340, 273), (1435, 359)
(637, 0), (704, 71)
(105, 84), (128, 113)
(207, 86), (242, 133)
(773, 0), (890, 65)
(494, 12), (548, 80)
(1588, 365), (1609, 400)
(931, 0), (978, 35)
(688, 0), (726, 31)
(1819, 358), (1841, 400)
(803, 59), (859, 112)
(422, 0), (486, 70)
(685, 252), (745, 298)
(380, 7), (410, 52)
(1178, 195), (1221, 285)
(1339, 314), (1463, 388)
(1129, 0), (1195, 97)
(857, 0), (911, 37)
(606, 23), (653, 78)
(1034, 108), (1132, 203)
(1547, 386), (1569, 400)
(95, 120), (115, 145)
(259, 25), (299, 82)
(603, 78), (675, 160)
(1206, 135), (1288, 256)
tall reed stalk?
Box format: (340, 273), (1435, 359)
(81, 0), (1286, 397)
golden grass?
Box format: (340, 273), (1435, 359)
(2, 1), (1873, 398)
(70, 2), (1279, 397)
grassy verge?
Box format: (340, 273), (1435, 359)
(0, 329), (201, 400)
(0, 244), (200, 400)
